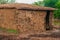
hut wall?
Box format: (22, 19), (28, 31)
(0, 9), (17, 30)
(17, 10), (47, 34)
(0, 9), (47, 34)
(49, 11), (53, 29)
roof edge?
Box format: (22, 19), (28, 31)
(0, 3), (56, 11)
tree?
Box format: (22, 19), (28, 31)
(54, 1), (60, 19)
(55, 1), (60, 9)
(33, 0), (59, 8)
(0, 0), (15, 4)
(44, 0), (59, 8)
(33, 1), (44, 6)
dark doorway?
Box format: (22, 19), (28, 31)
(45, 11), (50, 30)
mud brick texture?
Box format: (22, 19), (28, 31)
(0, 3), (55, 34)
(0, 3), (58, 40)
(0, 9), (47, 34)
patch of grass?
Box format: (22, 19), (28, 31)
(6, 29), (18, 34)
(0, 27), (18, 34)
(54, 21), (60, 25)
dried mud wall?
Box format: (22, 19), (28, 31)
(0, 9), (17, 30)
(49, 11), (54, 29)
(0, 9), (47, 34)
(17, 10), (46, 34)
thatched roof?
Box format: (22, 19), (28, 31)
(0, 3), (55, 11)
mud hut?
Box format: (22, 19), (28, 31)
(0, 3), (55, 34)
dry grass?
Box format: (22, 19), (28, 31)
(54, 21), (60, 25)
(53, 19), (60, 26)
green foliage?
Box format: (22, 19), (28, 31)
(54, 1), (60, 19)
(33, 0), (59, 8)
(54, 10), (60, 19)
(0, 0), (15, 4)
(33, 1), (44, 6)
(44, 0), (59, 8)
(55, 1), (60, 9)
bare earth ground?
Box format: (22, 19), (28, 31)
(0, 29), (60, 40)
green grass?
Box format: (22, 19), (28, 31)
(0, 27), (18, 34)
(6, 29), (18, 34)
(54, 21), (60, 25)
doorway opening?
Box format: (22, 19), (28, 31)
(45, 11), (50, 30)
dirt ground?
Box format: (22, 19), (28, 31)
(0, 29), (60, 40)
